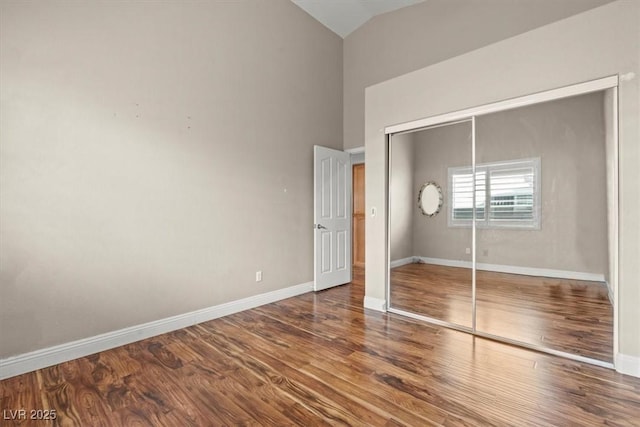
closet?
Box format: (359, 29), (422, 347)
(388, 83), (617, 365)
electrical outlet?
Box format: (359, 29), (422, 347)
(256, 271), (262, 282)
(483, 249), (489, 256)
(465, 247), (471, 254)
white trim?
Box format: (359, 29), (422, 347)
(471, 116), (477, 331)
(388, 306), (612, 369)
(389, 307), (473, 333)
(615, 353), (640, 378)
(385, 75), (619, 135)
(347, 146), (365, 164)
(0, 281), (314, 380)
(363, 296), (387, 312)
(385, 134), (392, 317)
(344, 146), (365, 154)
(414, 257), (605, 282)
(475, 330), (614, 370)
(414, 257), (470, 269)
(611, 86), (620, 360)
(392, 118), (472, 136)
(389, 256), (415, 268)
(351, 152), (365, 165)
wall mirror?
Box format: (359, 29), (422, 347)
(418, 182), (443, 216)
(389, 120), (473, 329)
(387, 86), (617, 366)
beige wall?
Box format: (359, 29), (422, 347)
(0, 0), (342, 358)
(389, 133), (415, 261)
(409, 121), (474, 262)
(365, 1), (640, 369)
(404, 93), (608, 275)
(343, 0), (613, 150)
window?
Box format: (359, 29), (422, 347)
(448, 158), (540, 229)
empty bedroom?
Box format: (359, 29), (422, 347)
(1, 0), (639, 425)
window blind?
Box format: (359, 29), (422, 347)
(448, 158), (540, 229)
(489, 167), (534, 221)
(451, 171), (485, 220)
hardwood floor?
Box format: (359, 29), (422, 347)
(390, 263), (613, 362)
(2, 267), (638, 426)
(391, 263), (474, 328)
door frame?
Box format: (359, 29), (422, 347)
(385, 75), (619, 369)
(349, 148), (365, 268)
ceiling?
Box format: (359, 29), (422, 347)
(291, 0), (425, 38)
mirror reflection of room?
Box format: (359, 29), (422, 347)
(475, 91), (613, 362)
(388, 90), (614, 363)
(389, 121), (473, 328)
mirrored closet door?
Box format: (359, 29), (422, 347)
(388, 120), (473, 329)
(474, 91), (614, 363)
(387, 81), (616, 366)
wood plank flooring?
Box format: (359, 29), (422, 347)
(2, 267), (638, 426)
(390, 263), (613, 362)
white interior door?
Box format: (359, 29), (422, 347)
(314, 145), (352, 291)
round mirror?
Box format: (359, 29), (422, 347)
(418, 182), (443, 216)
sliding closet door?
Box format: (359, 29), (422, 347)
(474, 92), (613, 362)
(389, 121), (473, 328)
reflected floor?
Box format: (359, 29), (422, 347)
(390, 263), (613, 362)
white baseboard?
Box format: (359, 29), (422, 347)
(363, 296), (387, 312)
(616, 353), (640, 378)
(390, 256), (416, 268)
(416, 257), (605, 282)
(0, 281), (313, 380)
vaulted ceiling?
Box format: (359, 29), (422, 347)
(291, 0), (425, 38)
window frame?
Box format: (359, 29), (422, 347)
(447, 157), (541, 230)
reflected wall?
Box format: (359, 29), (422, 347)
(389, 121), (472, 328)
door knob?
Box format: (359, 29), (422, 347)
(315, 224), (327, 229)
